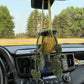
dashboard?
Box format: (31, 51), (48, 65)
(0, 44), (84, 84)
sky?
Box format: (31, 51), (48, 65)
(0, 0), (84, 34)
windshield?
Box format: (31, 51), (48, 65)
(0, 0), (84, 46)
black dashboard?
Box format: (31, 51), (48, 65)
(0, 44), (84, 84)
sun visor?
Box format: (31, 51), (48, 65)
(31, 0), (54, 9)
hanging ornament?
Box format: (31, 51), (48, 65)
(31, 0), (62, 81)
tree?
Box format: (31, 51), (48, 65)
(69, 7), (84, 37)
(0, 6), (15, 38)
(26, 9), (49, 38)
(53, 15), (61, 38)
(53, 10), (72, 38)
(53, 6), (84, 38)
(15, 33), (27, 38)
(43, 14), (49, 30)
(26, 9), (40, 38)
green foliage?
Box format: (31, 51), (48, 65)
(27, 6), (84, 38)
(0, 6), (15, 38)
(26, 9), (49, 38)
(15, 33), (27, 38)
(53, 6), (84, 38)
(26, 9), (40, 38)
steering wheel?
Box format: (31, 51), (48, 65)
(0, 58), (8, 84)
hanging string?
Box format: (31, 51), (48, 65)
(40, 0), (44, 32)
(48, 0), (53, 35)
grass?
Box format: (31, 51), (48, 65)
(0, 38), (84, 46)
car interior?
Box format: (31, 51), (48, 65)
(0, 0), (84, 84)
(0, 44), (84, 84)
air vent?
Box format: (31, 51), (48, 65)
(15, 56), (34, 77)
(67, 54), (74, 68)
(60, 53), (75, 72)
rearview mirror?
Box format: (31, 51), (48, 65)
(31, 0), (54, 9)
